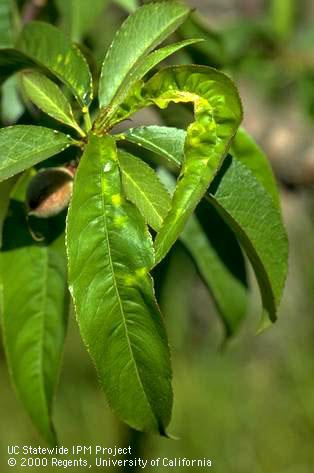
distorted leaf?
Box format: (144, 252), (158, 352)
(103, 66), (242, 264)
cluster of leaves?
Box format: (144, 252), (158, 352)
(0, 0), (288, 443)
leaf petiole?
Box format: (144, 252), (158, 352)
(74, 123), (87, 138)
(83, 108), (92, 133)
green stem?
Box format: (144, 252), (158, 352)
(83, 109), (92, 133)
(71, 138), (85, 150)
(75, 124), (87, 138)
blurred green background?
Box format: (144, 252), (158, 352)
(1, 0), (314, 471)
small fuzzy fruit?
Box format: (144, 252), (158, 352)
(26, 167), (74, 218)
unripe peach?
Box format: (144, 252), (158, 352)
(26, 167), (74, 218)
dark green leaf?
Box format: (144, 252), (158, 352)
(98, 1), (190, 110)
(182, 203), (247, 337)
(158, 244), (196, 350)
(207, 156), (288, 323)
(17, 21), (93, 107)
(0, 180), (68, 444)
(66, 134), (172, 434)
(231, 128), (280, 207)
(0, 125), (75, 182)
(180, 215), (247, 336)
(21, 71), (85, 136)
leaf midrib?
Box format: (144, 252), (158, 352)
(39, 247), (51, 419)
(99, 168), (157, 423)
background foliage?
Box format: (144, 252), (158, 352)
(1, 0), (314, 472)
